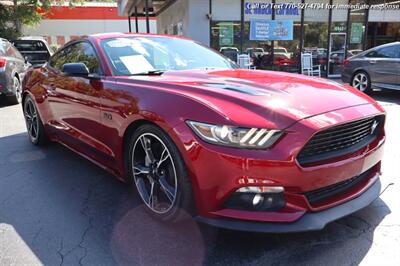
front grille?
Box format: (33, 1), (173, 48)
(298, 115), (384, 165)
(304, 167), (374, 205)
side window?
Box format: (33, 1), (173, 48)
(49, 47), (70, 71)
(49, 42), (101, 74)
(79, 42), (101, 74)
(10, 46), (24, 60)
(365, 51), (377, 58)
(365, 46), (400, 59)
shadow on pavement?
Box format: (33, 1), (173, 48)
(370, 89), (400, 105)
(0, 135), (391, 265)
(0, 98), (18, 108)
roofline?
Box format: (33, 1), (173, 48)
(87, 32), (192, 41)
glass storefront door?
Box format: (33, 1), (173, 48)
(328, 33), (347, 77)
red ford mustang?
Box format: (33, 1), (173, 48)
(22, 33), (385, 232)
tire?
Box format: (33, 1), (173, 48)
(127, 124), (195, 223)
(23, 95), (49, 145)
(351, 71), (371, 94)
(6, 76), (22, 105)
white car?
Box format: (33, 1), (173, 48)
(274, 47), (291, 59)
(13, 36), (53, 67)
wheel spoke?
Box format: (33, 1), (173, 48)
(28, 102), (33, 116)
(157, 148), (171, 168)
(31, 123), (38, 137)
(149, 181), (155, 208)
(158, 175), (176, 203)
(140, 136), (155, 165)
(133, 164), (151, 175)
(25, 110), (32, 120)
(29, 122), (33, 134)
(136, 177), (150, 203)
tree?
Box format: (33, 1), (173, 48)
(0, 0), (83, 40)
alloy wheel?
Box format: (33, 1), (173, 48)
(24, 98), (39, 142)
(352, 72), (369, 92)
(13, 77), (22, 103)
(132, 133), (178, 214)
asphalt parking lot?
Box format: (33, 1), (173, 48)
(0, 90), (399, 266)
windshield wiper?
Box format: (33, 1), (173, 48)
(128, 70), (166, 76)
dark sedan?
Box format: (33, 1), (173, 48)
(0, 38), (29, 104)
(342, 42), (400, 94)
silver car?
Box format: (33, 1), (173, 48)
(342, 42), (400, 94)
(0, 38), (29, 104)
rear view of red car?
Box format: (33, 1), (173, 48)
(22, 33), (385, 232)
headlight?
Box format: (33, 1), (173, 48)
(186, 121), (283, 149)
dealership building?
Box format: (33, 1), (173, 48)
(119, 0), (400, 77)
(22, 2), (156, 47)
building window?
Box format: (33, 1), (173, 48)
(273, 0), (302, 73)
(303, 0), (330, 76)
(211, 21), (242, 62)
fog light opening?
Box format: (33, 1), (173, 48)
(224, 186), (286, 212)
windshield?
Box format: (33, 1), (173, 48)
(101, 37), (236, 75)
(274, 48), (287, 53)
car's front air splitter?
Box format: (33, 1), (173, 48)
(196, 178), (381, 233)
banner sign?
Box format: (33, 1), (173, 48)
(219, 23), (234, 46)
(250, 20), (293, 41)
(245, 2), (300, 16)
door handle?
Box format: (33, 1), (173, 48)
(369, 60), (377, 64)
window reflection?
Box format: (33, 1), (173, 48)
(51, 42), (101, 74)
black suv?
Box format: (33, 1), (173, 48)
(0, 38), (29, 104)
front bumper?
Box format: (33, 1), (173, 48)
(196, 177), (381, 233)
(169, 103), (385, 229)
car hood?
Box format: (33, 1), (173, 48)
(118, 69), (375, 129)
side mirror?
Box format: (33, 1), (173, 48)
(62, 63), (90, 77)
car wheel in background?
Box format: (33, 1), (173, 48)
(6, 76), (22, 104)
(23, 95), (49, 145)
(352, 71), (371, 94)
(127, 124), (195, 223)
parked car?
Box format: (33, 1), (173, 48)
(245, 47), (265, 66)
(273, 47), (291, 59)
(0, 38), (29, 104)
(342, 42), (400, 94)
(219, 46), (239, 62)
(13, 36), (53, 67)
(245, 47), (265, 58)
(22, 33), (385, 232)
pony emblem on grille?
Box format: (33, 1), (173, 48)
(371, 120), (379, 135)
